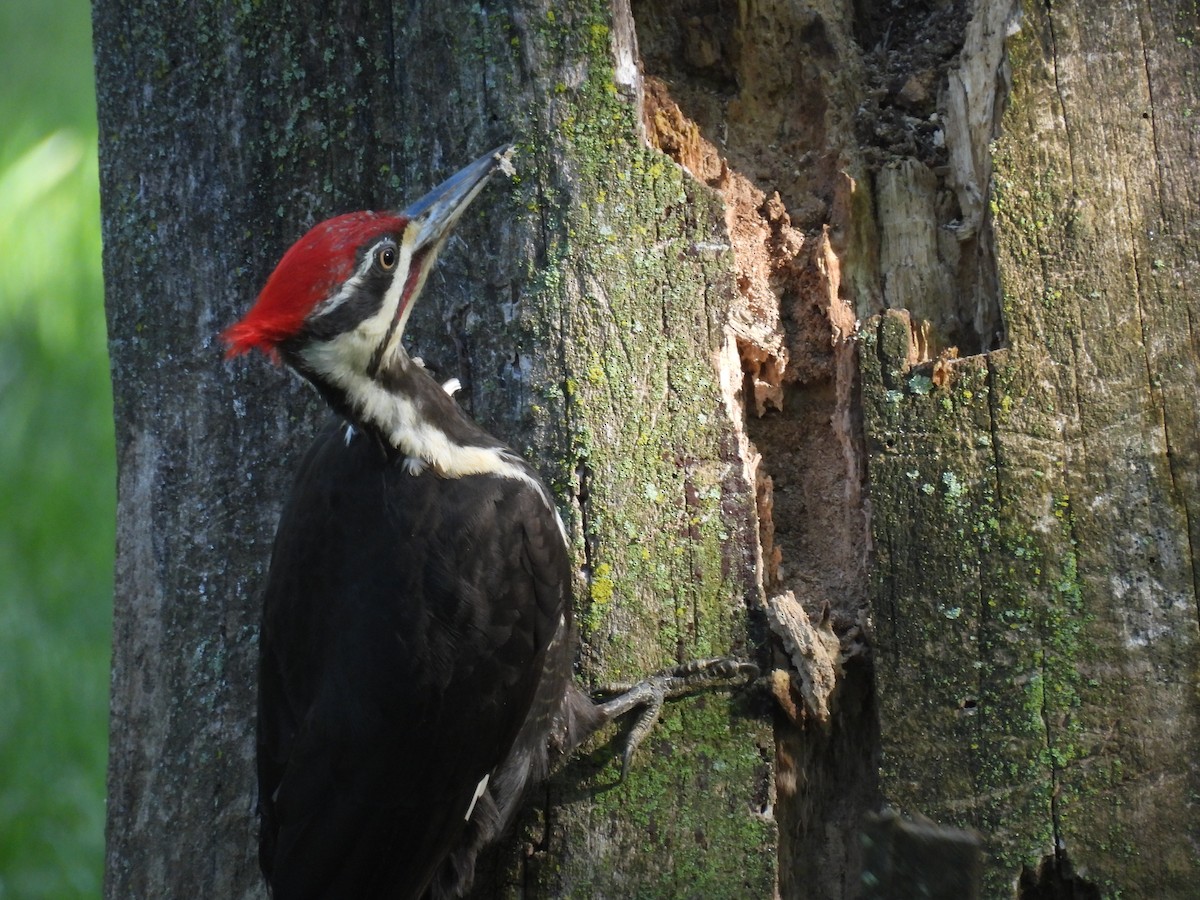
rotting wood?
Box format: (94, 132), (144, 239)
(636, 0), (1200, 896)
(95, 0), (1200, 895)
(632, 2), (877, 896)
(766, 590), (843, 727)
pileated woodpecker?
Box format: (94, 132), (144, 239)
(226, 146), (754, 899)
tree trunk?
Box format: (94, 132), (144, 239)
(96, 1), (772, 897)
(634, 0), (1199, 893)
(861, 0), (1200, 895)
(97, 0), (1200, 896)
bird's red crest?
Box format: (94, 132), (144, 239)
(223, 211), (407, 358)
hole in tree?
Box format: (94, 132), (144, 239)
(1017, 851), (1101, 900)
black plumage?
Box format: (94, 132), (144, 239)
(222, 147), (603, 900)
(256, 391), (597, 899)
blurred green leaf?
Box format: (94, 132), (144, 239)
(0, 2), (112, 897)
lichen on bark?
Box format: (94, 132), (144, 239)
(465, 6), (777, 896)
(861, 0), (1200, 895)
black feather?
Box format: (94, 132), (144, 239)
(256, 411), (583, 900)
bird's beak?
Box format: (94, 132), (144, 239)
(402, 144), (514, 254)
(362, 144), (515, 375)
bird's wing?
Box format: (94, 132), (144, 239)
(256, 421), (568, 899)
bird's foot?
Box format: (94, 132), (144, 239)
(592, 657), (759, 780)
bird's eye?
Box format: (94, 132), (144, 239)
(377, 246), (397, 270)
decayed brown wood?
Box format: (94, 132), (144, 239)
(636, 0), (1199, 894)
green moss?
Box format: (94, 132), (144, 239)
(588, 562), (615, 630)
(563, 698), (773, 897)
(860, 323), (1083, 892)
(497, 3), (774, 895)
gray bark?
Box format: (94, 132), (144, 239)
(860, 0), (1200, 896)
(628, 0), (1200, 895)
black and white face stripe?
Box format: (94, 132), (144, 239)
(302, 236), (403, 344)
(291, 223), (427, 403)
(367, 246), (431, 379)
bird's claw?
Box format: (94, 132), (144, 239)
(593, 657), (759, 781)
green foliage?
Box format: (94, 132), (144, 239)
(0, 1), (112, 896)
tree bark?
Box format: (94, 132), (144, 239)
(96, 1), (773, 897)
(859, 0), (1200, 896)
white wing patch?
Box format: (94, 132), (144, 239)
(465, 773), (490, 821)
